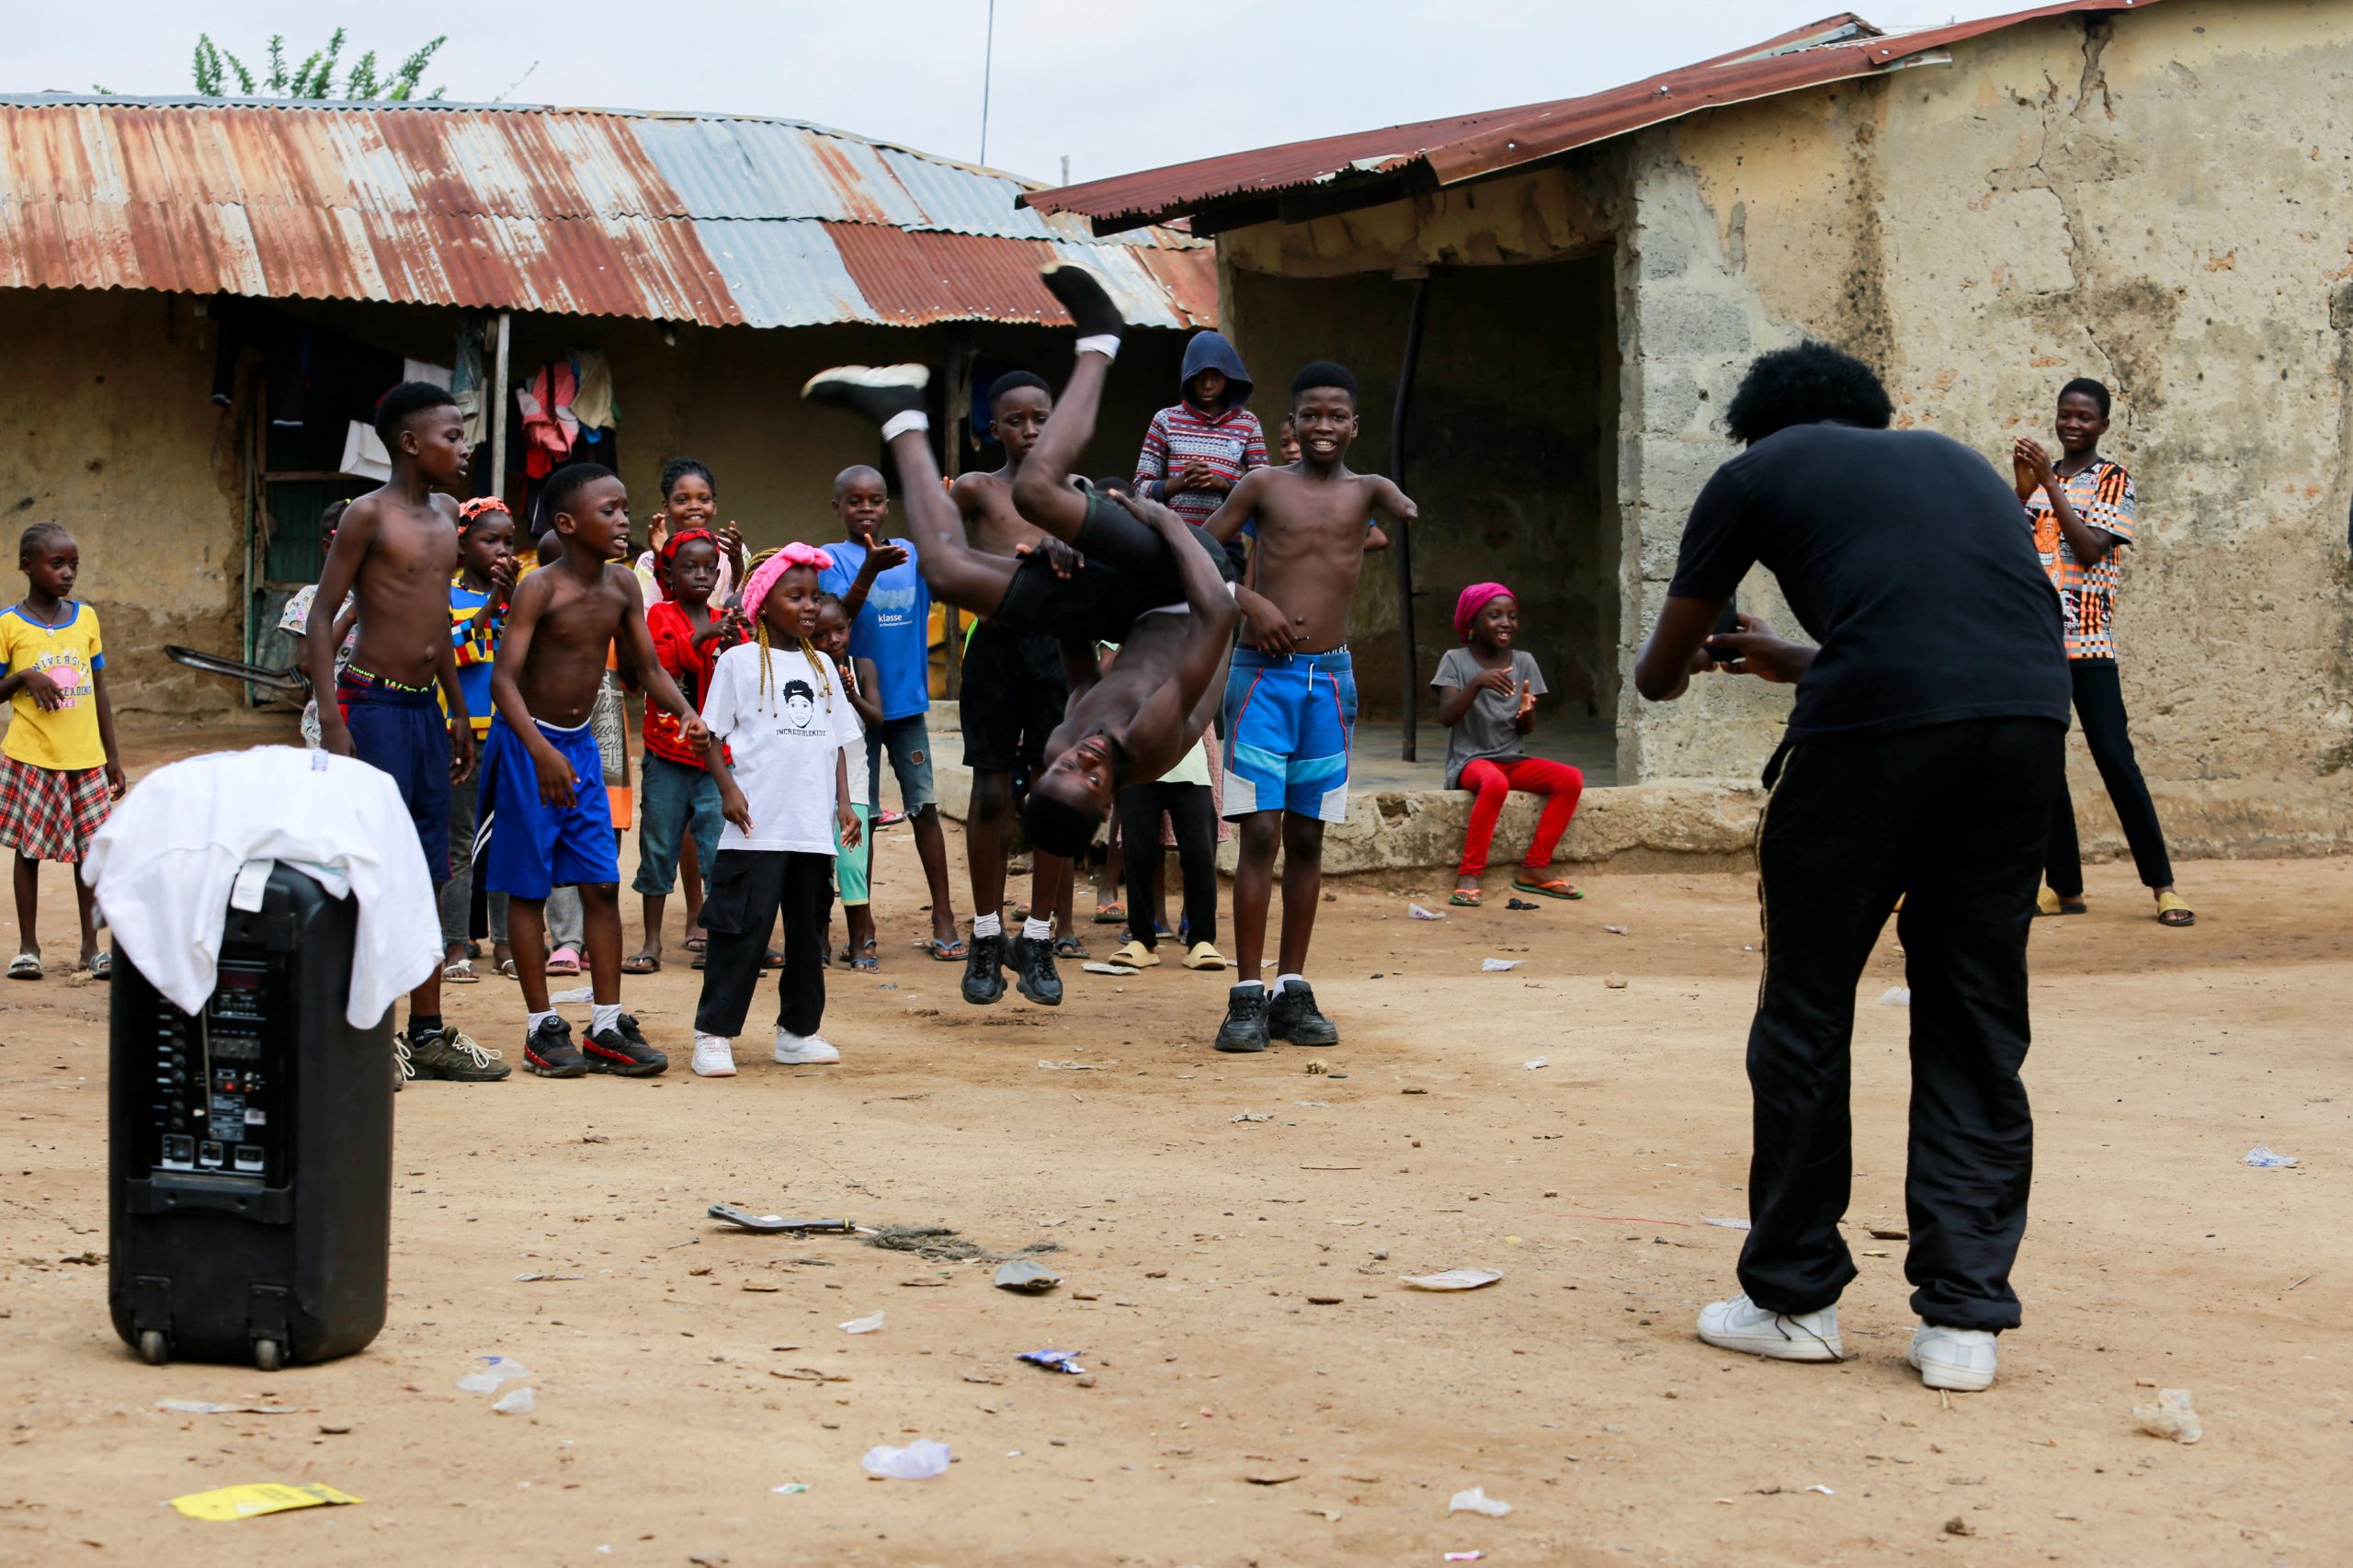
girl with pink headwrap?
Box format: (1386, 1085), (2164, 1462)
(1430, 582), (1585, 906)
(683, 544), (863, 1078)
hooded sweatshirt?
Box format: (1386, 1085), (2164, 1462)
(1134, 331), (1268, 529)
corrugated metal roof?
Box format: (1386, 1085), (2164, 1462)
(1024, 1), (2165, 232)
(0, 97), (1215, 329)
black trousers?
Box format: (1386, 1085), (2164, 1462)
(1742, 717), (2063, 1333)
(692, 849), (833, 1040)
(2045, 660), (2175, 896)
(1117, 780), (1218, 951)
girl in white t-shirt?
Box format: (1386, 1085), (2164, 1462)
(687, 545), (861, 1078)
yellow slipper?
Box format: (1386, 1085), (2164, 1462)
(1182, 941), (1229, 971)
(2154, 891), (2195, 927)
(2035, 886), (2086, 917)
(1109, 938), (1160, 969)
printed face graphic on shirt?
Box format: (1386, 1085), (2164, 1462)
(783, 678), (815, 730)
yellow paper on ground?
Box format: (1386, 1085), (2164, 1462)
(168, 1482), (362, 1521)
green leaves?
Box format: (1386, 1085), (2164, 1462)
(188, 28), (447, 101)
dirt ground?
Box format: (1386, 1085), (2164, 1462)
(2, 718), (2347, 1565)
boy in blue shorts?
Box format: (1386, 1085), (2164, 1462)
(484, 462), (710, 1078)
(311, 381), (507, 1085)
(1202, 362), (1418, 1053)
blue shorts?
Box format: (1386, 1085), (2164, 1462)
(1222, 646), (1356, 824)
(338, 668), (451, 885)
(479, 712), (620, 901)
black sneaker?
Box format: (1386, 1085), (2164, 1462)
(1012, 935), (1063, 1006)
(1267, 983), (1340, 1047)
(523, 1016), (588, 1079)
(585, 1014), (668, 1077)
(405, 1026), (513, 1083)
(961, 931), (1007, 1006)
(1039, 263), (1125, 341)
(801, 363), (930, 426)
(1213, 985), (1270, 1053)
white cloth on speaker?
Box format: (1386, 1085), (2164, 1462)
(83, 747), (439, 1028)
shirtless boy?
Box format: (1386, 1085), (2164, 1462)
(801, 266), (1239, 892)
(1202, 362), (1418, 1053)
(483, 462), (710, 1078)
(310, 381), (507, 1085)
(947, 369), (1079, 1006)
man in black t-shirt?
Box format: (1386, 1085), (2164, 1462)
(1632, 343), (2069, 1396)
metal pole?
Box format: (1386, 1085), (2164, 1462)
(489, 311), (512, 506)
(979, 0), (996, 165)
(1391, 274), (1431, 762)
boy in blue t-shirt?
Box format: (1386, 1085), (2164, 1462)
(816, 465), (961, 959)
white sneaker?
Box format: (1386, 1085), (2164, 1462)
(690, 1033), (738, 1078)
(773, 1029), (841, 1065)
(1696, 1292), (1845, 1361)
(1907, 1324), (1998, 1392)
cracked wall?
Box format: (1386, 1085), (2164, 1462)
(1620, 0), (2353, 857)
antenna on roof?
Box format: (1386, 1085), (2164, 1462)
(979, 0), (997, 166)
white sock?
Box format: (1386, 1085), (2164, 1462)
(1235, 979), (1264, 994)
(527, 1009), (558, 1035)
(1023, 915), (1053, 941)
(1278, 972), (1305, 994)
(881, 409), (929, 441)
(1074, 334), (1121, 362)
(972, 913), (1003, 938)
(591, 1002), (621, 1036)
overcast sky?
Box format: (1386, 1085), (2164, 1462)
(23, 1), (2026, 187)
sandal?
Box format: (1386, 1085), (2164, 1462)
(6, 953), (40, 981)
(1449, 889), (1483, 907)
(2035, 887), (2087, 917)
(620, 953), (662, 975)
(1510, 876), (1584, 901)
(850, 939), (879, 974)
(495, 958), (519, 980)
(545, 946), (583, 976)
(1108, 938), (1159, 969)
(1181, 941), (1228, 971)
(2155, 891), (2196, 927)
(761, 948), (783, 971)
(1092, 902), (1127, 926)
(442, 958), (480, 983)
(1053, 935), (1087, 960)
(86, 951), (112, 980)
(682, 936), (709, 954)
(926, 937), (968, 961)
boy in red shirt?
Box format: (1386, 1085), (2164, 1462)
(625, 528), (745, 971)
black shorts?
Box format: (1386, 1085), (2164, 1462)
(991, 492), (1235, 644)
(961, 622), (1069, 775)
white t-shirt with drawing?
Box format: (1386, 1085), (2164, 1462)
(700, 642), (850, 856)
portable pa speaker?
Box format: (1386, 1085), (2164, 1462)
(108, 862), (393, 1369)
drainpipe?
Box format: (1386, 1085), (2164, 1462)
(1391, 273), (1431, 761)
(489, 311), (512, 501)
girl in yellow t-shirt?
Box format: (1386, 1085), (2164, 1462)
(0, 525), (126, 979)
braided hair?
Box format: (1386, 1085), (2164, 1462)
(743, 547), (833, 711)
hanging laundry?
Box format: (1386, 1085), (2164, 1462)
(339, 421), (392, 483)
(450, 318), (488, 446)
(516, 360), (580, 480)
(570, 349), (617, 432)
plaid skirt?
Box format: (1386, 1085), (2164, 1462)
(0, 756), (110, 862)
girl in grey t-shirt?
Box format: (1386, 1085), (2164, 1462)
(1431, 583), (1586, 906)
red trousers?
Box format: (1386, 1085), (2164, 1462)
(1457, 756), (1584, 876)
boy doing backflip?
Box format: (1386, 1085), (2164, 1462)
(1201, 364), (1417, 1053)
(801, 267), (1240, 994)
(311, 381), (507, 1084)
(484, 462), (710, 1078)
(947, 369), (1081, 1006)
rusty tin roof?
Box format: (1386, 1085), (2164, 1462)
(1022, 2), (2164, 233)
(0, 97), (1216, 330)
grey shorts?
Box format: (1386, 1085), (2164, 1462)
(866, 713), (938, 812)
